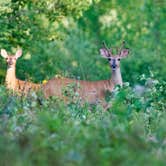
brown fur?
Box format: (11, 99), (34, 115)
(43, 77), (114, 104)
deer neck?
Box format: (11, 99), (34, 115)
(111, 67), (123, 86)
(6, 65), (17, 90)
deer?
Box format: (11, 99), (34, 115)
(0, 49), (41, 95)
(42, 41), (129, 108)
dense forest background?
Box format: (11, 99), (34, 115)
(0, 0), (165, 83)
(0, 0), (165, 165)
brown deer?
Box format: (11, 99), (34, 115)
(0, 49), (41, 95)
(42, 42), (129, 107)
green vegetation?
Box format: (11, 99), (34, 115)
(0, 0), (165, 165)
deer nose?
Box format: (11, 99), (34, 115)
(8, 61), (13, 65)
(111, 59), (116, 69)
(111, 64), (116, 69)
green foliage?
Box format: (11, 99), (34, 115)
(78, 0), (165, 83)
(0, 0), (165, 165)
(0, 76), (166, 165)
(0, 0), (165, 83)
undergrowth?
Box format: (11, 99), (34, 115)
(0, 76), (166, 166)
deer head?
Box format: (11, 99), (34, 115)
(1, 49), (22, 68)
(100, 41), (129, 71)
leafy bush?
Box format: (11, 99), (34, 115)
(0, 75), (165, 166)
(0, 0), (165, 165)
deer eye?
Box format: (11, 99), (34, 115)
(118, 58), (120, 61)
(108, 58), (111, 61)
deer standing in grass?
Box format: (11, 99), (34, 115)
(43, 42), (129, 107)
(0, 49), (41, 95)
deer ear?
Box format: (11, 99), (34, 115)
(15, 49), (22, 59)
(100, 48), (110, 58)
(120, 48), (129, 58)
(1, 49), (8, 58)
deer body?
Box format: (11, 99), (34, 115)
(43, 42), (129, 106)
(43, 77), (115, 104)
(1, 49), (40, 94)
